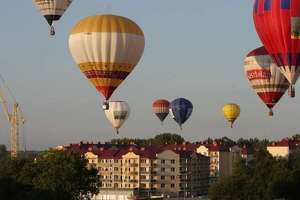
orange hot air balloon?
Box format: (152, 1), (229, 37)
(69, 15), (145, 109)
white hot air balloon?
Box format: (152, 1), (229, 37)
(104, 101), (130, 134)
(33, 0), (73, 35)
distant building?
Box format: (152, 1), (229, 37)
(196, 143), (231, 179)
(267, 138), (300, 158)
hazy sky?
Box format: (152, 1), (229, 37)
(0, 0), (299, 150)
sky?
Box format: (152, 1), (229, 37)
(0, 0), (299, 150)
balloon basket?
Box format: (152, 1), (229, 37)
(102, 101), (109, 110)
(50, 26), (55, 36)
(288, 85), (295, 98)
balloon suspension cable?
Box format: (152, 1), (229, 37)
(288, 85), (295, 98)
(50, 25), (55, 36)
(268, 109), (274, 117)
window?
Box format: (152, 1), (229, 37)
(171, 184), (175, 188)
(264, 0), (272, 11)
(171, 168), (175, 172)
(161, 184), (165, 188)
(161, 168), (165, 172)
(161, 176), (165, 180)
(114, 167), (118, 171)
(114, 160), (118, 163)
(171, 176), (175, 180)
(171, 159), (175, 164)
(281, 0), (290, 9)
(161, 160), (165, 164)
(141, 159), (146, 163)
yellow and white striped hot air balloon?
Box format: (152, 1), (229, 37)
(68, 15), (145, 110)
(104, 101), (130, 134)
(222, 103), (240, 128)
(33, 0), (73, 35)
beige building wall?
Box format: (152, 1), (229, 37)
(122, 152), (140, 189)
(267, 146), (290, 158)
(155, 150), (180, 196)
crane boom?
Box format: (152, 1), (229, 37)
(0, 76), (24, 158)
(0, 87), (11, 122)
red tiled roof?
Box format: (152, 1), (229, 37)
(241, 147), (254, 155)
(267, 138), (299, 148)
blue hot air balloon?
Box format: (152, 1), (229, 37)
(170, 98), (193, 130)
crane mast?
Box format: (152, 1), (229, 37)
(0, 77), (24, 158)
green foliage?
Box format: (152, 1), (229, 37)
(0, 150), (100, 200)
(111, 133), (185, 146)
(208, 148), (300, 200)
(152, 133), (184, 145)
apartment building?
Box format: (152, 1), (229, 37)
(69, 143), (210, 200)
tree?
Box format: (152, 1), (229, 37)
(0, 144), (7, 158)
(0, 149), (100, 200)
(152, 133), (185, 145)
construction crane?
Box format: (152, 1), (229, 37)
(0, 74), (25, 158)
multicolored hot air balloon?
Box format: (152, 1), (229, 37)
(222, 103), (240, 128)
(244, 46), (289, 116)
(253, 0), (300, 97)
(104, 101), (130, 134)
(33, 0), (73, 35)
(170, 98), (193, 130)
(152, 99), (170, 125)
(69, 15), (145, 109)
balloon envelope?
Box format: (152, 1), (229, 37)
(244, 46), (289, 116)
(33, 0), (72, 35)
(69, 15), (145, 101)
(253, 0), (300, 96)
(170, 98), (193, 129)
(104, 101), (130, 134)
(222, 103), (240, 128)
(152, 99), (170, 124)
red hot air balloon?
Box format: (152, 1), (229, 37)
(253, 0), (300, 97)
(244, 46), (289, 116)
(152, 99), (170, 125)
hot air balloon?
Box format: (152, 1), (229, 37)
(33, 0), (73, 35)
(244, 46), (289, 116)
(222, 103), (240, 128)
(152, 99), (170, 125)
(104, 101), (130, 134)
(253, 0), (300, 97)
(69, 15), (145, 109)
(170, 98), (193, 130)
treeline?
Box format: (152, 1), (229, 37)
(0, 145), (99, 200)
(110, 133), (300, 148)
(111, 133), (185, 146)
(209, 148), (300, 200)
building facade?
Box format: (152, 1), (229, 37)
(267, 138), (300, 158)
(69, 143), (210, 200)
